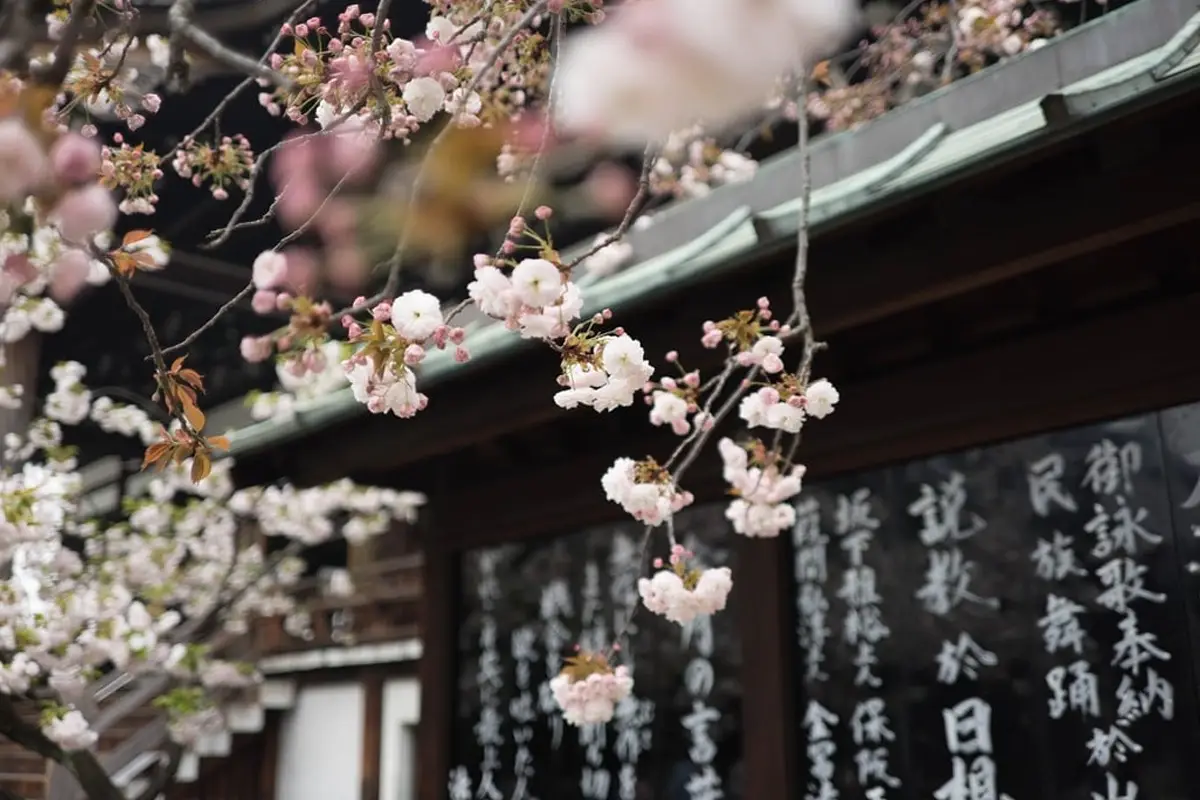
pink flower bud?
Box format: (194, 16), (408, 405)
(404, 344), (425, 365)
(454, 345), (470, 363)
(0, 119), (48, 201)
(371, 302), (391, 321)
(664, 350), (678, 362)
(252, 289), (278, 315)
(534, 205), (553, 220)
(449, 327), (466, 344)
(239, 335), (273, 363)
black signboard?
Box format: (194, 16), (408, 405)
(792, 406), (1200, 800)
(452, 502), (743, 800)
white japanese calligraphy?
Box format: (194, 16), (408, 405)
(936, 633), (998, 685)
(1045, 660), (1100, 719)
(1081, 439), (1142, 497)
(682, 608), (724, 800)
(803, 700), (839, 800)
(795, 497), (830, 683)
(936, 698), (1008, 800)
(1027, 453), (1079, 517)
(1030, 532), (1085, 581)
(1037, 594), (1087, 655)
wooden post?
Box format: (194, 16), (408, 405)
(416, 472), (458, 800)
(735, 534), (799, 800)
(361, 671), (384, 800)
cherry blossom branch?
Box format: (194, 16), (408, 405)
(329, 0), (553, 320)
(157, 283), (254, 360)
(31, 0), (97, 87)
(0, 695), (62, 762)
(0, 696), (124, 800)
(565, 145), (655, 270)
(785, 73), (824, 383)
(941, 0), (963, 85)
(163, 0), (318, 166)
(167, 0), (293, 89)
(368, 0), (394, 128)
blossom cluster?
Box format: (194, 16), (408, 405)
(259, 3), (535, 139)
(808, 0), (1059, 131)
(548, 650), (634, 726)
(638, 544), (733, 625)
(602, 457), (694, 527)
(719, 437), (806, 538)
(340, 289), (469, 418)
(0, 357), (425, 751)
(651, 127), (758, 200)
(171, 134), (256, 201)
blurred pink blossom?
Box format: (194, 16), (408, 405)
(51, 185), (118, 244)
(555, 0), (859, 145)
(50, 133), (102, 185)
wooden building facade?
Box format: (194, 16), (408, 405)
(223, 2), (1200, 799)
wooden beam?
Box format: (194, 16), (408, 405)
(801, 289), (1200, 476)
(810, 139), (1200, 336)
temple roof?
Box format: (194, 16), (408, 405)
(224, 0), (1200, 462)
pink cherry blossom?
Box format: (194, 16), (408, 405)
(0, 119), (48, 201)
(50, 133), (103, 185)
(51, 185), (118, 244)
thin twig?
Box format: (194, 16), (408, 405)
(168, 0), (292, 89)
(368, 0), (394, 129)
(566, 146), (655, 270)
(159, 283), (255, 360)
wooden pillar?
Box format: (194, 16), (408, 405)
(415, 478), (458, 800)
(258, 710), (280, 800)
(361, 671), (384, 800)
(735, 534), (799, 800)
